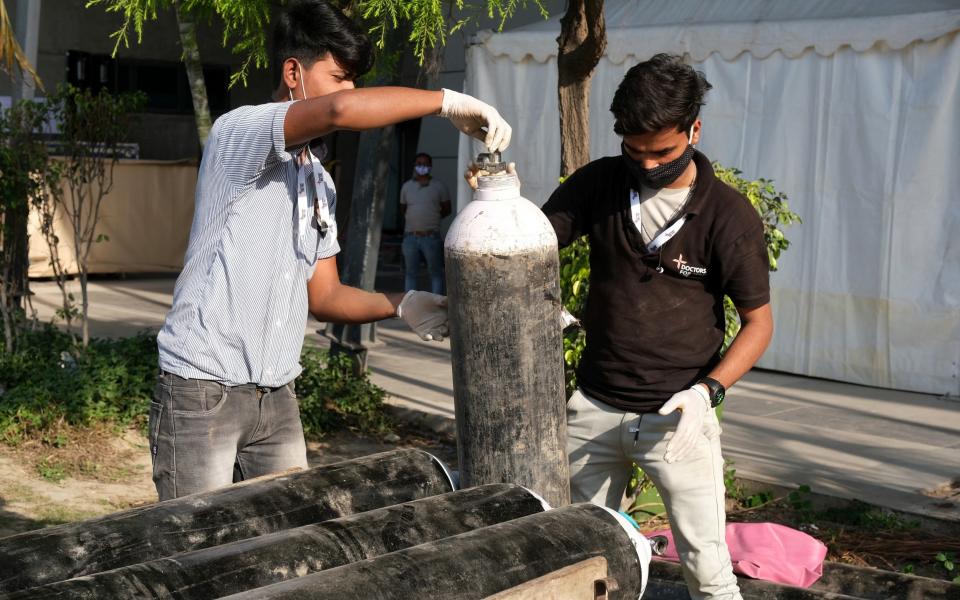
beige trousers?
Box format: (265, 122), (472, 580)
(567, 388), (742, 600)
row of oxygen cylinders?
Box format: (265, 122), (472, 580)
(0, 449), (657, 599)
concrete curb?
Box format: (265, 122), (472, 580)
(383, 396), (960, 533)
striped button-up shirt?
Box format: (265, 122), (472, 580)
(158, 101), (339, 387)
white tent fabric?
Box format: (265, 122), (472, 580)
(481, 0), (960, 62)
(457, 0), (960, 396)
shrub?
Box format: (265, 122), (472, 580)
(713, 164), (801, 344)
(296, 346), (389, 438)
(0, 326), (156, 444)
(0, 328), (388, 445)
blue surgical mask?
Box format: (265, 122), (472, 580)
(414, 165), (431, 176)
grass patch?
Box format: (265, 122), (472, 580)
(32, 505), (100, 527)
(36, 457), (68, 483)
(818, 500), (920, 531)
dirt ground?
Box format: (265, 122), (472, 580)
(0, 423), (958, 586)
(0, 424), (457, 539)
(637, 483), (960, 583)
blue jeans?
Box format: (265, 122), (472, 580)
(402, 232), (445, 295)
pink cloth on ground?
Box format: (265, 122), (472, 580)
(649, 522), (828, 588)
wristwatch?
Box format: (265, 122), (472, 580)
(698, 377), (725, 408)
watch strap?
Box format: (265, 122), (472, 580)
(698, 376), (725, 408)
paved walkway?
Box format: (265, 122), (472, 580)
(29, 276), (960, 522)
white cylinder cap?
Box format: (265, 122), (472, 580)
(598, 505), (652, 600)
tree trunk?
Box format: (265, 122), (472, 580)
(557, 0), (606, 178)
(0, 198), (29, 352)
(173, 1), (212, 149)
(0, 215), (14, 352)
(325, 28), (418, 372)
(325, 123), (395, 373)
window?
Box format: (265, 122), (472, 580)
(66, 51), (231, 114)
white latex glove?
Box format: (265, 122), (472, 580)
(657, 385), (711, 463)
(440, 89), (512, 152)
(397, 291), (449, 342)
(559, 306), (581, 329)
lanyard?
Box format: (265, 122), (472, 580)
(630, 188), (689, 253)
(296, 148), (332, 257)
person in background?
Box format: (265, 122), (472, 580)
(400, 152), (451, 295)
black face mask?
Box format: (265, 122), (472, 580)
(623, 142), (695, 190)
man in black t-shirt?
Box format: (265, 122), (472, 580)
(469, 54), (772, 600)
(553, 54), (772, 600)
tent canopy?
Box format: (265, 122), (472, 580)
(481, 0), (960, 62)
(458, 0), (960, 395)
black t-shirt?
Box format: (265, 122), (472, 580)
(543, 150), (770, 412)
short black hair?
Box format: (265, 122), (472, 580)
(273, 0), (373, 81)
(414, 152), (432, 163)
(610, 54), (712, 135)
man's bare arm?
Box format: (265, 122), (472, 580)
(285, 88), (443, 149)
(704, 303), (773, 389)
(307, 257), (403, 323)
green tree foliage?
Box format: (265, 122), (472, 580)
(558, 229), (589, 395)
(713, 164), (801, 344)
(357, 0), (546, 64)
(86, 0), (271, 88)
(89, 0), (546, 84)
(40, 86), (145, 347)
(558, 164), (801, 390)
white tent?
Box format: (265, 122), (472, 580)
(458, 0), (960, 396)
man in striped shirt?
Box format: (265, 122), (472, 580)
(152, 0), (510, 500)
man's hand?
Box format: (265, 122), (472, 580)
(560, 306), (581, 330)
(463, 162), (519, 191)
(657, 385), (711, 463)
(440, 89), (512, 152)
(397, 291), (449, 342)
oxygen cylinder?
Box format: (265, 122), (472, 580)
(445, 164), (570, 507)
(5, 484), (549, 600)
(214, 503), (651, 600)
(0, 449), (455, 593)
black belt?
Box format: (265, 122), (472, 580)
(160, 371), (284, 398)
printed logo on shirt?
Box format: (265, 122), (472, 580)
(672, 254), (707, 277)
